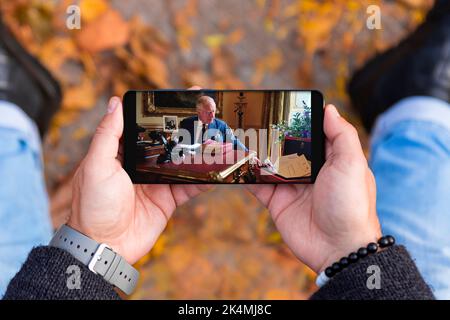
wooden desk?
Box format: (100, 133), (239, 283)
(283, 136), (312, 159)
(136, 146), (257, 183)
(137, 143), (165, 159)
(256, 167), (312, 183)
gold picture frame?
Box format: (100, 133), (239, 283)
(142, 91), (223, 118)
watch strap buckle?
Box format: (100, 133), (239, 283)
(88, 243), (111, 275)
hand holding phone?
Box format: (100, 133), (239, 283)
(67, 97), (210, 265)
(247, 105), (381, 274)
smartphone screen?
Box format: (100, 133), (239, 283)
(123, 90), (324, 184)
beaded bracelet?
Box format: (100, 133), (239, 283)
(315, 235), (395, 288)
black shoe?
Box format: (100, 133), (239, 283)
(0, 16), (62, 138)
(347, 0), (450, 134)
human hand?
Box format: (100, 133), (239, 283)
(203, 138), (220, 146)
(247, 104), (381, 274)
(68, 97), (210, 264)
(250, 154), (262, 167)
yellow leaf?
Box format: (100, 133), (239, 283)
(299, 0), (318, 12)
(303, 265), (317, 280)
(57, 154), (69, 166)
(260, 49), (283, 72)
(204, 34), (226, 49)
(38, 38), (78, 72)
(52, 111), (79, 127)
(71, 127), (88, 141)
(266, 231), (282, 244)
(264, 18), (274, 32)
(150, 233), (167, 258)
(256, 213), (269, 238)
(62, 78), (97, 111)
(177, 35), (192, 51)
(264, 289), (291, 300)
(256, 0), (266, 8)
(80, 0), (108, 23)
(134, 253), (151, 269)
(283, 3), (299, 18)
(297, 10), (341, 55)
(46, 126), (61, 145)
(347, 0), (361, 11)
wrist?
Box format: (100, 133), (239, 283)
(315, 234), (395, 289)
(317, 229), (382, 274)
(49, 224), (139, 295)
(66, 218), (131, 264)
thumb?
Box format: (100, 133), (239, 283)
(323, 104), (365, 160)
(88, 97), (123, 160)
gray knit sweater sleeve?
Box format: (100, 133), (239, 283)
(2, 246), (120, 300)
(2, 244), (434, 300)
(310, 245), (435, 300)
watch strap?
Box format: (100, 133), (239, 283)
(49, 224), (139, 295)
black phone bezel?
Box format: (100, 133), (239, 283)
(123, 89), (325, 184)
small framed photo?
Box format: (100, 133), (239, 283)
(163, 115), (178, 132)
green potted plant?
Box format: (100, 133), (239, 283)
(289, 105), (311, 138)
(272, 105), (311, 139)
(272, 106), (312, 157)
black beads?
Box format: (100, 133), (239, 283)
(348, 252), (359, 263)
(331, 262), (341, 273)
(339, 257), (350, 268)
(357, 247), (368, 258)
(367, 242), (378, 253)
(386, 235), (395, 246)
(325, 267), (334, 278)
(378, 235), (396, 248)
(378, 236), (389, 248)
(323, 235), (395, 279)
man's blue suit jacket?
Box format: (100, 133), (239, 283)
(178, 116), (248, 151)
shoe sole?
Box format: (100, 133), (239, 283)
(0, 17), (62, 136)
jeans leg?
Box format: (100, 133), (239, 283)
(370, 96), (450, 299)
(0, 101), (52, 297)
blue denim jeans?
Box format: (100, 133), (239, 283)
(370, 96), (450, 300)
(0, 101), (52, 297)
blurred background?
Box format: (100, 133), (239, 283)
(0, 0), (434, 299)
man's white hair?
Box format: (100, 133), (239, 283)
(196, 96), (216, 111)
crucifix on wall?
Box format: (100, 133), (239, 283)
(233, 91), (247, 128)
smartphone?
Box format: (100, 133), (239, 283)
(123, 90), (325, 184)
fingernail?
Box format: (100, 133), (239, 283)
(107, 97), (120, 114)
(328, 105), (340, 118)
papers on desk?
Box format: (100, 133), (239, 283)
(173, 142), (234, 159)
(177, 143), (201, 150)
(203, 141), (233, 155)
(274, 154), (311, 179)
(175, 143), (202, 155)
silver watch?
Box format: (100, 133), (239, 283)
(49, 224), (139, 295)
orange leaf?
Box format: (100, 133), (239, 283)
(76, 10), (130, 53)
(80, 0), (108, 23)
(143, 54), (169, 88)
(71, 127), (89, 141)
(62, 78), (97, 111)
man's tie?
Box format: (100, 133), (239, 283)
(201, 124), (207, 143)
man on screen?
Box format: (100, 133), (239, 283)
(179, 95), (248, 151)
